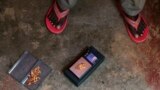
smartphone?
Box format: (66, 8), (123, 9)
(64, 46), (105, 86)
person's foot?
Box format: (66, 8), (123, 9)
(48, 9), (67, 29)
(116, 2), (149, 43)
(126, 14), (147, 39)
(45, 0), (69, 34)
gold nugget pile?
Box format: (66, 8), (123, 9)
(26, 66), (41, 85)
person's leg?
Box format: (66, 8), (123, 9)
(57, 0), (77, 10)
(120, 0), (146, 16)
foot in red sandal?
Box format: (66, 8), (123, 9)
(124, 14), (149, 43)
(117, 3), (149, 43)
(45, 0), (69, 34)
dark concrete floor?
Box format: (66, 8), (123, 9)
(0, 0), (160, 90)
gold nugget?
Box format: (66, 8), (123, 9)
(26, 66), (41, 85)
(76, 63), (86, 70)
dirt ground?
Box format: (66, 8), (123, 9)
(0, 0), (160, 90)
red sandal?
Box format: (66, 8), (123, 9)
(45, 0), (69, 34)
(117, 2), (149, 43)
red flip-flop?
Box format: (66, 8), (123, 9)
(116, 2), (149, 43)
(45, 0), (69, 34)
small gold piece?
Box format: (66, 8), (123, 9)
(26, 66), (41, 86)
(76, 63), (86, 70)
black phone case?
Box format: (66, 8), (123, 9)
(64, 46), (105, 86)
